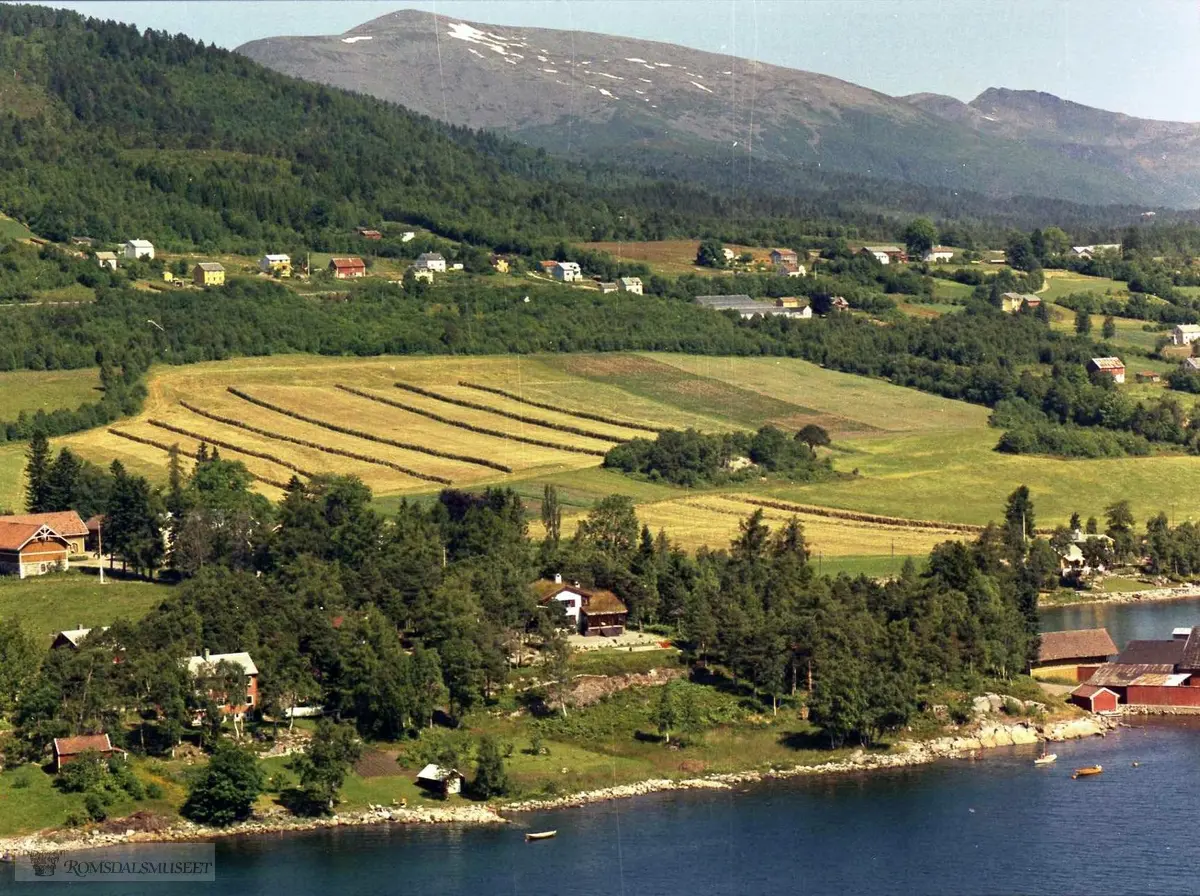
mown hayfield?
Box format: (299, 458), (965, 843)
(593, 494), (968, 556)
(578, 239), (766, 275)
(1045, 306), (1165, 354)
(0, 366), (100, 421)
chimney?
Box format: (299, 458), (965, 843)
(554, 573), (563, 585)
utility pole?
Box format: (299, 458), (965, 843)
(97, 518), (105, 585)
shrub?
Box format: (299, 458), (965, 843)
(84, 791), (108, 822)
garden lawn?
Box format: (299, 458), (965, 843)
(0, 572), (172, 643)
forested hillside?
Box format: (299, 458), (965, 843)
(0, 5), (805, 253)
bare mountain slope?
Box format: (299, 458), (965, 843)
(239, 11), (1200, 208)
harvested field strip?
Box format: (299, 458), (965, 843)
(107, 428), (293, 490)
(391, 383), (631, 444)
(178, 401), (451, 485)
(459, 381), (665, 434)
(147, 419), (317, 479)
(740, 498), (994, 535)
(336, 385), (606, 457)
(226, 387), (511, 473)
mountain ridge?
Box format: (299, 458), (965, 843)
(238, 11), (1200, 209)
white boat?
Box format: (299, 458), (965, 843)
(525, 830), (557, 842)
(1033, 753), (1057, 766)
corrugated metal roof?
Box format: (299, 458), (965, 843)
(1089, 357), (1125, 370)
(1086, 663), (1175, 687)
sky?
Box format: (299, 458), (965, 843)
(28, 1), (1200, 121)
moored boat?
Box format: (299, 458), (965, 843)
(1034, 753), (1057, 766)
(525, 831), (557, 841)
(1072, 765), (1102, 779)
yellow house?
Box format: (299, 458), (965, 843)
(192, 262), (226, 287)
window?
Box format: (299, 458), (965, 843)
(246, 695), (254, 705)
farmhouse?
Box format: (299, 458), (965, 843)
(774, 261), (806, 277)
(1087, 356), (1126, 384)
(1, 511), (88, 555)
(617, 276), (643, 295)
(598, 281), (618, 293)
(696, 295), (811, 319)
(192, 262), (225, 287)
(1173, 324), (1200, 346)
(538, 260), (558, 274)
(534, 575), (628, 635)
(416, 764), (463, 797)
(52, 734), (125, 772)
(1183, 357), (1200, 373)
(0, 520), (70, 578)
(1056, 531), (1114, 580)
(770, 248), (799, 266)
(829, 296), (850, 312)
(1070, 244), (1120, 259)
(861, 246), (907, 265)
(123, 239), (154, 260)
(1031, 628), (1117, 681)
(1000, 292), (1041, 313)
(329, 257), (366, 279)
(721, 247), (736, 262)
(95, 251), (118, 271)
(923, 246), (956, 263)
(356, 228), (383, 240)
(184, 650), (259, 720)
(259, 254), (292, 277)
(415, 252), (447, 273)
(553, 261), (582, 282)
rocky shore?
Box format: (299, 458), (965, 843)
(0, 705), (1116, 858)
(1050, 584), (1200, 607)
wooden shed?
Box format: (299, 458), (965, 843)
(416, 764), (463, 797)
(1069, 684), (1120, 714)
(1032, 628), (1118, 681)
(52, 733), (125, 772)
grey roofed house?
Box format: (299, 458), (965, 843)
(416, 764), (463, 796)
(1115, 639), (1185, 666)
(695, 295), (810, 319)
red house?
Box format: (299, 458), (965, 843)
(52, 733), (125, 772)
(0, 521), (70, 578)
(329, 257), (366, 279)
(356, 228), (383, 240)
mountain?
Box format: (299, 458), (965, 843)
(238, 11), (1200, 209)
(0, 5), (756, 253)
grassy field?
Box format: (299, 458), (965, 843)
(0, 572), (172, 642)
(4, 349), (1197, 571)
(0, 212), (34, 242)
(930, 279), (976, 304)
(578, 240), (769, 275)
(1046, 305), (1166, 355)
(1040, 270), (1129, 301)
(0, 367), (100, 420)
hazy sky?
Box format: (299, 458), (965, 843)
(31, 1), (1200, 121)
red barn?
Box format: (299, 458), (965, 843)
(52, 733), (125, 772)
(1070, 684), (1119, 713)
(0, 521), (70, 578)
(329, 257), (366, 279)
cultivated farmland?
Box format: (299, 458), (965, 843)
(16, 350), (1200, 569)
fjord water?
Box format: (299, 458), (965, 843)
(7, 598), (1200, 896)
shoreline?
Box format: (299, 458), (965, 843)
(1043, 584), (1200, 608)
(0, 713), (1115, 858)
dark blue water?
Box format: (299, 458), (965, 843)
(6, 598), (1200, 896)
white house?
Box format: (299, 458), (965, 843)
(1182, 356), (1200, 372)
(923, 246), (956, 263)
(536, 574), (584, 627)
(1173, 324), (1200, 346)
(721, 247), (736, 262)
(123, 239), (154, 261)
(553, 261), (582, 282)
(258, 253), (291, 275)
(400, 231), (416, 242)
(415, 252), (447, 273)
(617, 276), (643, 295)
(95, 251), (118, 271)
(774, 262), (806, 278)
(416, 764), (463, 797)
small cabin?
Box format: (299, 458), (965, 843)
(416, 764), (463, 797)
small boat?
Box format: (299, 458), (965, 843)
(525, 831), (557, 842)
(1072, 765), (1103, 779)
(1034, 753), (1058, 766)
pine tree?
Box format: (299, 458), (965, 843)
(470, 734), (509, 798)
(24, 431), (51, 512)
